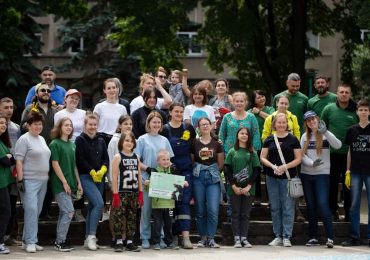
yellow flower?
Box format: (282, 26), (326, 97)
(181, 130), (190, 141)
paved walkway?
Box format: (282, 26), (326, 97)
(5, 245), (370, 260)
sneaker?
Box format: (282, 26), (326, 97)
(153, 243), (161, 250)
(141, 239), (150, 249)
(74, 210), (86, 222)
(125, 243), (140, 252)
(341, 238), (360, 247)
(22, 242), (43, 251)
(283, 238), (292, 247)
(326, 239), (334, 248)
(54, 242), (73, 252)
(196, 239), (207, 248)
(268, 237), (283, 246)
(26, 244), (36, 253)
(101, 211), (110, 222)
(208, 238), (220, 248)
(85, 237), (97, 251)
(182, 237), (193, 249)
(241, 240), (252, 248)
(0, 244), (10, 254)
(113, 239), (124, 252)
(172, 236), (178, 247)
(233, 240), (242, 248)
(306, 238), (320, 246)
(4, 235), (21, 246)
(160, 239), (167, 249)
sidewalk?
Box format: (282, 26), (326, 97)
(5, 245), (370, 260)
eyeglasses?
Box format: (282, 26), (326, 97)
(39, 89), (51, 93)
(158, 75), (167, 79)
(199, 123), (210, 127)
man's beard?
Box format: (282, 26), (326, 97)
(38, 96), (49, 104)
(317, 87), (328, 94)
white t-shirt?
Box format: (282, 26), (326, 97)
(183, 104), (216, 127)
(93, 101), (127, 135)
(130, 96), (164, 114)
(54, 109), (86, 142)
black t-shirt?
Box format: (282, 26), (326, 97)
(345, 123), (370, 174)
(191, 138), (223, 165)
(262, 133), (301, 179)
(118, 152), (139, 192)
(161, 123), (196, 139)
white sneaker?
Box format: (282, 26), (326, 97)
(268, 237), (283, 246)
(283, 238), (292, 247)
(26, 244), (36, 253)
(101, 211), (110, 222)
(242, 240), (253, 248)
(234, 240), (242, 248)
(85, 237), (97, 251)
(22, 242), (43, 251)
(0, 244), (10, 254)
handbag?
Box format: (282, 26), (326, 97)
(273, 134), (303, 198)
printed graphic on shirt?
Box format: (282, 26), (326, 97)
(120, 158), (139, 191)
(352, 135), (370, 152)
(199, 147), (214, 161)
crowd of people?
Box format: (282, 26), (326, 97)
(0, 66), (369, 255)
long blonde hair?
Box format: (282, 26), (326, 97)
(302, 116), (323, 155)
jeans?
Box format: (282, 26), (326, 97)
(301, 173), (333, 239)
(140, 189), (152, 240)
(193, 170), (221, 238)
(55, 192), (75, 243)
(80, 174), (104, 236)
(349, 172), (370, 239)
(231, 193), (252, 238)
(20, 179), (47, 244)
(266, 175), (295, 239)
(0, 187), (11, 244)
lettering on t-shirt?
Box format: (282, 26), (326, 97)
(199, 147), (214, 161)
(352, 135), (370, 152)
(121, 158), (139, 190)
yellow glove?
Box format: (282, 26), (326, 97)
(345, 170), (351, 189)
(94, 165), (107, 183)
(89, 169), (100, 183)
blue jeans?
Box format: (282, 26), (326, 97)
(55, 192), (75, 243)
(193, 170), (221, 238)
(349, 172), (370, 239)
(266, 175), (295, 239)
(140, 189), (152, 240)
(80, 174), (104, 236)
(20, 179), (47, 244)
(301, 173), (333, 239)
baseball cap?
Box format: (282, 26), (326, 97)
(35, 82), (49, 92)
(65, 89), (81, 98)
(303, 110), (317, 121)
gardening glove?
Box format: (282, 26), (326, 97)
(317, 120), (327, 134)
(95, 165), (108, 183)
(345, 170), (351, 189)
(312, 158), (324, 167)
(89, 169), (100, 183)
(112, 193), (121, 209)
(138, 191), (144, 207)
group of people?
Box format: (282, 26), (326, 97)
(0, 66), (369, 255)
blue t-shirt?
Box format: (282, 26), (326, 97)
(25, 85), (67, 106)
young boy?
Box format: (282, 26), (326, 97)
(342, 99), (370, 246)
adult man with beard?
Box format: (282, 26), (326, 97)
(25, 65), (66, 110)
(307, 75), (337, 116)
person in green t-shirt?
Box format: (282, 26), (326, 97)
(224, 127), (261, 248)
(307, 75), (337, 116)
(50, 117), (82, 252)
(273, 73), (308, 134)
(321, 84), (358, 222)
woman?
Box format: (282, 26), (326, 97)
(75, 114), (109, 251)
(135, 111), (174, 249)
(161, 103), (196, 249)
(260, 113), (302, 247)
(0, 114), (15, 254)
(208, 78), (233, 110)
(219, 91), (261, 154)
(131, 88), (167, 139)
(300, 111), (341, 248)
(261, 95), (300, 142)
(93, 78), (128, 145)
(191, 117), (224, 248)
(184, 85), (216, 129)
(49, 117), (83, 252)
(15, 112), (51, 253)
(54, 89), (86, 142)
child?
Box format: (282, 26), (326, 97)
(145, 149), (188, 250)
(50, 117), (83, 252)
(224, 127), (261, 248)
(169, 69), (190, 106)
(111, 131), (143, 252)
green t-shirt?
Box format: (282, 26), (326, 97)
(0, 141), (15, 189)
(225, 148), (260, 196)
(273, 91), (308, 134)
(307, 92), (337, 117)
(151, 166), (175, 209)
(248, 106), (275, 140)
(50, 138), (77, 195)
(321, 103), (359, 154)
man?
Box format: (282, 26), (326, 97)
(321, 84), (359, 221)
(0, 98), (20, 246)
(273, 73), (308, 133)
(307, 75), (337, 116)
(341, 99), (370, 247)
(24, 65), (66, 109)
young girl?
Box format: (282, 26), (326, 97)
(168, 69), (190, 106)
(49, 117), (83, 252)
(224, 127), (261, 248)
(111, 131), (142, 252)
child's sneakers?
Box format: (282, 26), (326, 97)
(0, 244), (10, 254)
(125, 243), (140, 252)
(196, 239), (207, 248)
(113, 239), (124, 252)
(241, 239), (252, 248)
(153, 243), (161, 250)
(233, 239), (242, 248)
(207, 238), (220, 248)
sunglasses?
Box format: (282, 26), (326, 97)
(39, 88), (51, 93)
(158, 75), (167, 79)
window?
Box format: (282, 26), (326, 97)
(307, 31), (319, 50)
(69, 37), (84, 54)
(177, 32), (203, 56)
(361, 29), (370, 43)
